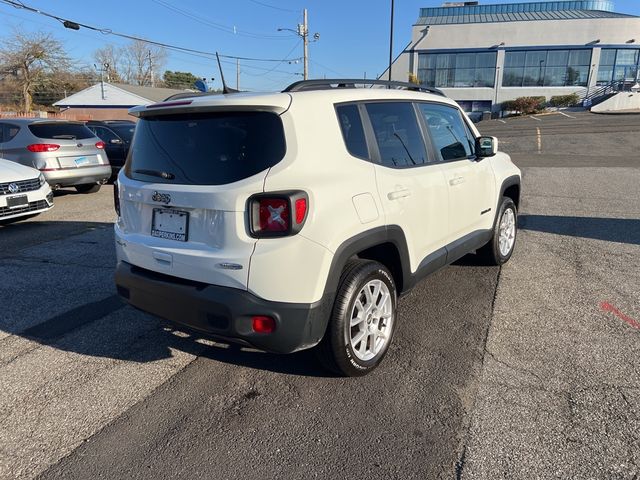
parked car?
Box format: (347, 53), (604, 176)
(0, 157), (53, 225)
(0, 119), (111, 193)
(86, 120), (135, 180)
(113, 79), (521, 377)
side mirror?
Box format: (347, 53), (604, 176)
(476, 136), (498, 158)
(110, 138), (123, 145)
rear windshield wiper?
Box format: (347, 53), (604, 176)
(133, 169), (175, 180)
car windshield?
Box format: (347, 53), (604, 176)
(28, 123), (95, 140)
(109, 125), (135, 142)
(126, 111), (286, 185)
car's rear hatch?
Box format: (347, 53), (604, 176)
(28, 122), (106, 170)
(117, 94), (291, 289)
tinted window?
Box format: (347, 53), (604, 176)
(90, 126), (119, 143)
(0, 123), (17, 143)
(336, 104), (368, 159)
(28, 122), (94, 140)
(365, 102), (427, 168)
(126, 111), (286, 185)
(418, 103), (475, 161)
(109, 125), (135, 142)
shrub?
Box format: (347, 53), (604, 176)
(549, 93), (580, 108)
(501, 96), (547, 115)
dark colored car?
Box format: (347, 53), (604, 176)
(86, 120), (135, 180)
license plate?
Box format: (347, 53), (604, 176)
(74, 156), (91, 166)
(151, 208), (188, 242)
(7, 195), (28, 209)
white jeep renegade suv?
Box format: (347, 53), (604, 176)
(114, 79), (521, 376)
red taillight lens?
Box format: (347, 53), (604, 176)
(95, 141), (106, 149)
(258, 198), (289, 233)
(252, 316), (276, 334)
(295, 198), (307, 224)
(27, 144), (60, 153)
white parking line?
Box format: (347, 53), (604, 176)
(531, 116), (542, 122)
(498, 119), (507, 124)
(536, 127), (542, 154)
(559, 111), (576, 119)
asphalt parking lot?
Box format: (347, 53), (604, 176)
(0, 111), (638, 479)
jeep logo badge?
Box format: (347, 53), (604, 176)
(152, 191), (171, 204)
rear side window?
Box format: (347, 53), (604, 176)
(365, 102), (428, 168)
(89, 126), (119, 143)
(336, 104), (369, 159)
(110, 125), (135, 142)
(0, 123), (20, 143)
(126, 111), (286, 185)
(28, 123), (94, 140)
(418, 103), (476, 162)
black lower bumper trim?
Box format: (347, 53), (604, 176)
(115, 262), (332, 354)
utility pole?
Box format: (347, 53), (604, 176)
(302, 9), (309, 80)
(148, 50), (155, 87)
(278, 10), (319, 81)
(236, 58), (240, 90)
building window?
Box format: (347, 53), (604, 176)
(418, 52), (497, 88)
(598, 48), (640, 85)
(502, 49), (591, 87)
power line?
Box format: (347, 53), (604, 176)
(0, 0), (303, 63)
(247, 0), (298, 13)
(151, 0), (289, 40)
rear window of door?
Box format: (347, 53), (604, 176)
(126, 111), (286, 185)
(28, 123), (95, 140)
(417, 103), (476, 162)
(365, 102), (428, 168)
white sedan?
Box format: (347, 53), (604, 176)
(0, 158), (53, 225)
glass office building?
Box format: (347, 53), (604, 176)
(388, 1), (640, 114)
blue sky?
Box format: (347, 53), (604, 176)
(1, 0), (639, 91)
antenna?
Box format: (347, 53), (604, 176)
(216, 52), (239, 94)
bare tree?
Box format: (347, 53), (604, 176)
(94, 44), (124, 83)
(93, 41), (167, 86)
(0, 27), (71, 112)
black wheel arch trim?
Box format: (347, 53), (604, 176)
(498, 174), (521, 211)
(322, 225), (412, 298)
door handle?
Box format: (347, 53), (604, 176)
(387, 188), (412, 200)
(449, 176), (465, 186)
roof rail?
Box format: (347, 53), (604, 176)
(282, 79), (446, 97)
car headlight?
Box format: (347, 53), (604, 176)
(38, 173), (46, 186)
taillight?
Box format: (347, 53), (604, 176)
(295, 198), (307, 224)
(259, 198), (289, 232)
(95, 141), (106, 149)
(248, 191), (308, 238)
(113, 181), (121, 217)
(27, 144), (60, 153)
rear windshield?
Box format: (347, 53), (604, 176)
(28, 123), (95, 140)
(110, 124), (135, 142)
(126, 111), (286, 185)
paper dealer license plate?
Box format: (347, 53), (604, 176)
(151, 208), (188, 242)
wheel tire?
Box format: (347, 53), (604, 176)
(75, 184), (101, 194)
(477, 196), (517, 265)
(315, 259), (398, 377)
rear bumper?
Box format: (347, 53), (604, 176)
(43, 165), (111, 187)
(115, 261), (332, 353)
